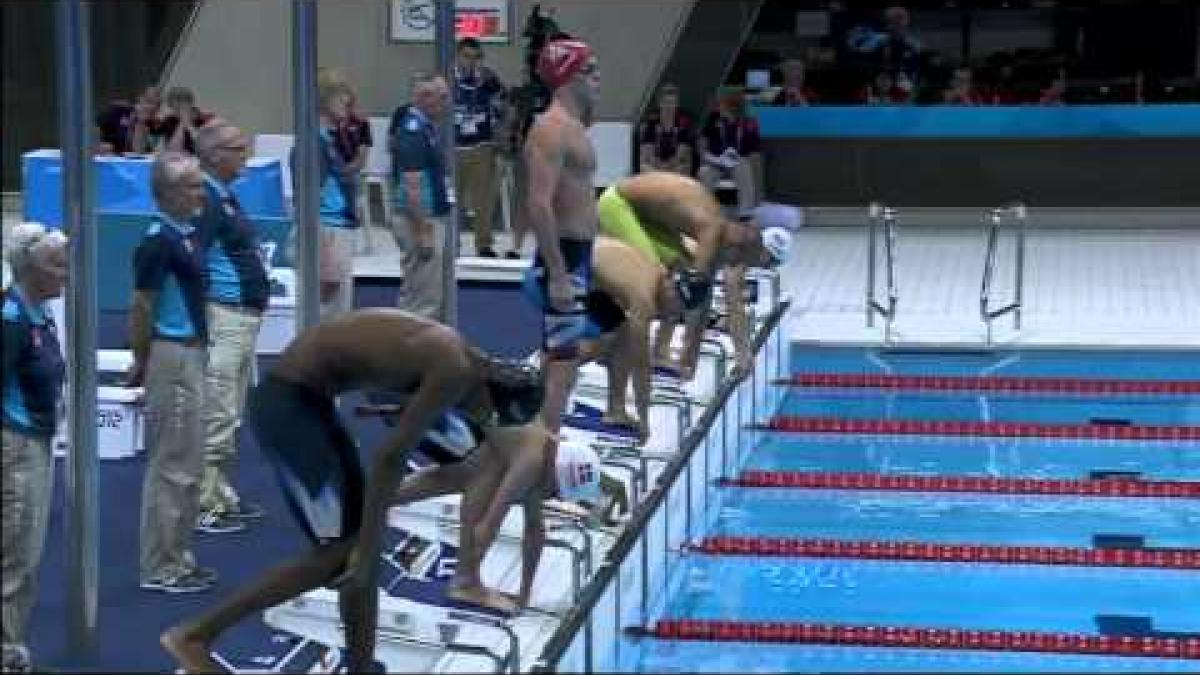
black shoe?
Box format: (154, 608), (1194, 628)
(504, 250), (521, 260)
(195, 509), (246, 534)
(477, 247), (498, 258)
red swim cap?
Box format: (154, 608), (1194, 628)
(536, 39), (593, 90)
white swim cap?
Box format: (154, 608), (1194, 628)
(554, 440), (602, 504)
(761, 226), (793, 267)
(755, 203), (803, 231)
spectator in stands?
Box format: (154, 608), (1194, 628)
(861, 70), (914, 105)
(2, 223), (68, 675)
(290, 69), (359, 318)
(942, 66), (984, 105)
(159, 87), (214, 155)
(1039, 68), (1068, 105)
(774, 59), (819, 106)
(697, 88), (761, 219)
(454, 38), (508, 258)
(95, 85), (162, 155)
(390, 73), (452, 320)
(194, 121), (270, 533)
(638, 83), (695, 176)
(129, 152), (215, 595)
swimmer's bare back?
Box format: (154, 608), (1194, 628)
(614, 171), (723, 239)
(271, 308), (468, 397)
(526, 105), (598, 241)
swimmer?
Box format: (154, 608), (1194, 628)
(160, 309), (548, 674)
(597, 171), (792, 379)
(522, 37), (602, 436)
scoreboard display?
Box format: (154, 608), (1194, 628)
(390, 0), (512, 44)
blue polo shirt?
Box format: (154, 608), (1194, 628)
(200, 173), (270, 311)
(133, 215), (208, 341)
(389, 106), (451, 217)
(290, 126), (358, 228)
(2, 286), (66, 437)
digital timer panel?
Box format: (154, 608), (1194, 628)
(455, 11), (502, 39)
(390, 0), (511, 44)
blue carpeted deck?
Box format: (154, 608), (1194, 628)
(28, 281), (535, 672)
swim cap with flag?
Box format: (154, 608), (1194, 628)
(761, 226), (793, 267)
(536, 39), (593, 90)
(554, 440), (602, 503)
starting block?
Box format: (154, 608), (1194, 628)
(53, 349), (145, 460)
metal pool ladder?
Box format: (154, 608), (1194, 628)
(980, 202), (1028, 345)
(866, 202), (899, 343)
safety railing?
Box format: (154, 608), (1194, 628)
(980, 203), (1028, 346)
(866, 203), (899, 342)
(529, 299), (790, 672)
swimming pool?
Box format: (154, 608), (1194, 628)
(614, 345), (1200, 673)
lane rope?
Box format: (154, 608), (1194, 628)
(761, 416), (1200, 440)
(646, 619), (1200, 659)
(779, 372), (1200, 395)
(691, 536), (1200, 569)
(719, 470), (1200, 498)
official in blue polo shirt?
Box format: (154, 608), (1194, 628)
(389, 73), (452, 320)
(128, 152), (216, 595)
(193, 121), (269, 533)
(2, 222), (67, 674)
(289, 71), (359, 319)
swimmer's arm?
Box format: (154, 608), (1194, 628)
(517, 495), (546, 605)
(523, 120), (568, 280)
(688, 211), (726, 278)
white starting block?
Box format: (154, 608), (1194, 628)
(53, 349), (145, 460)
(264, 588), (518, 674)
(256, 267), (297, 355)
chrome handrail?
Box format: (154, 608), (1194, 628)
(980, 202), (1027, 345)
(866, 202), (899, 342)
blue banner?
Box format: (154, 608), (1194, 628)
(22, 149), (287, 227)
(752, 104), (1200, 139)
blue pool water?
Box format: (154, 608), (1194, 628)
(630, 348), (1199, 673)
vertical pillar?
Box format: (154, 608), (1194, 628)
(435, 0), (459, 325)
(56, 0), (99, 656)
(291, 0), (321, 330)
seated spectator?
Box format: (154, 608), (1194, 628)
(1039, 68), (1068, 106)
(860, 71), (914, 105)
(942, 66), (984, 105)
(696, 88), (761, 218)
(638, 83), (695, 176)
(95, 86), (162, 155)
(158, 87), (215, 155)
(774, 58), (819, 106)
(335, 90), (372, 178)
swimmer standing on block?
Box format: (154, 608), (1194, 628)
(521, 37), (602, 436)
(160, 309), (549, 673)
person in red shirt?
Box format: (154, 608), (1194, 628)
(1039, 68), (1068, 106)
(943, 66), (985, 105)
(774, 59), (819, 106)
(159, 87), (215, 155)
(697, 88), (762, 218)
(638, 83), (695, 176)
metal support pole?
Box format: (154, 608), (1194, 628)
(1014, 205), (1026, 330)
(291, 0), (321, 330)
(866, 203), (878, 327)
(57, 0), (99, 656)
(435, 0), (459, 325)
